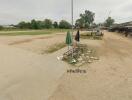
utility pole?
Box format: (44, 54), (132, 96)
(71, 0), (74, 58)
(71, 0), (74, 40)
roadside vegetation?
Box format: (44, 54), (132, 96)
(81, 32), (103, 40)
(44, 43), (66, 54)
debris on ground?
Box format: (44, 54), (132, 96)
(63, 44), (99, 67)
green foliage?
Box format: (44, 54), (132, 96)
(104, 17), (115, 27)
(75, 18), (85, 28)
(43, 19), (52, 29)
(91, 23), (98, 28)
(17, 19), (53, 29)
(18, 21), (31, 29)
(0, 25), (4, 30)
(31, 19), (39, 29)
(53, 21), (59, 28)
(59, 20), (71, 29)
(75, 10), (95, 28)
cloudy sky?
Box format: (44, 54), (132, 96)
(0, 0), (132, 25)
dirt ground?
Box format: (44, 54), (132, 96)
(0, 31), (132, 100)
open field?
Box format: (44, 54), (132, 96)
(0, 30), (132, 100)
(0, 29), (68, 36)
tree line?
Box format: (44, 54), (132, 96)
(17, 10), (97, 29)
(17, 10), (115, 29)
(0, 10), (115, 30)
(17, 19), (72, 29)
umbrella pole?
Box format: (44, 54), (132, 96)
(68, 45), (69, 55)
(68, 45), (69, 53)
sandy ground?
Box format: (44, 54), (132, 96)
(0, 31), (132, 100)
(0, 43), (69, 100)
(0, 33), (65, 54)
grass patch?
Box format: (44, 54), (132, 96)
(0, 29), (69, 36)
(81, 32), (103, 40)
(44, 43), (66, 54)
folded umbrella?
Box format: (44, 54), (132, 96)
(75, 30), (80, 42)
(66, 31), (72, 45)
(66, 31), (73, 58)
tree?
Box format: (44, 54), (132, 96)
(59, 20), (71, 29)
(44, 19), (53, 29)
(53, 21), (59, 28)
(75, 18), (85, 28)
(31, 19), (38, 29)
(0, 25), (4, 30)
(39, 21), (45, 29)
(76, 10), (95, 28)
(18, 21), (25, 29)
(104, 17), (115, 27)
(18, 21), (31, 29)
(91, 23), (98, 28)
(36, 21), (43, 29)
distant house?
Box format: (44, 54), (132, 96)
(109, 21), (132, 35)
(120, 21), (132, 27)
(3, 25), (16, 29)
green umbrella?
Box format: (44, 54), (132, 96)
(66, 31), (72, 46)
(66, 31), (73, 62)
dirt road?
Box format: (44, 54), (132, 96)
(0, 44), (68, 100)
(49, 31), (132, 100)
(0, 31), (132, 100)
